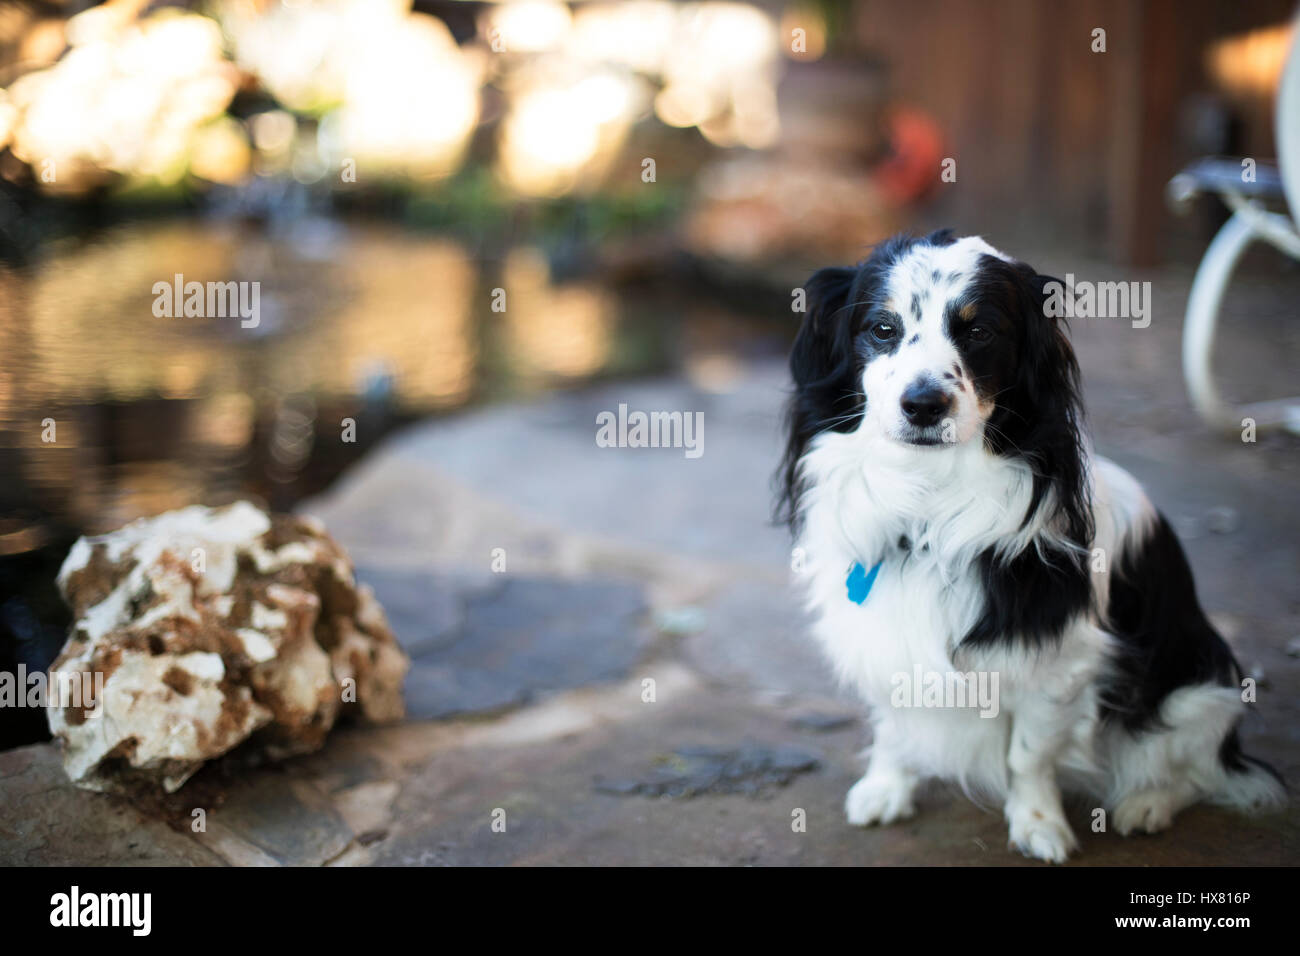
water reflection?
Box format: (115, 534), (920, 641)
(1, 218), (795, 529)
(1, 221), (632, 532)
(502, 248), (613, 380)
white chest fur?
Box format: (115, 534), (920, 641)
(792, 431), (1121, 794)
(808, 554), (982, 703)
(795, 430), (1041, 696)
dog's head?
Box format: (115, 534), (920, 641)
(777, 230), (1091, 545)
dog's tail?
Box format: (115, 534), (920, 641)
(1210, 727), (1286, 811)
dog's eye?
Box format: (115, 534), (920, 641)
(868, 321), (897, 343)
(967, 324), (993, 344)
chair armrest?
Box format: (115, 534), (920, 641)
(1167, 157), (1285, 207)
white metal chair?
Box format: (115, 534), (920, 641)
(1168, 18), (1300, 435)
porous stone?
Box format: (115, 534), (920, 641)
(46, 502), (408, 793)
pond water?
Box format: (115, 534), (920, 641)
(0, 217), (791, 748)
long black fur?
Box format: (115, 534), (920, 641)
(956, 255), (1094, 649)
(1100, 514), (1240, 725)
(1101, 512), (1283, 785)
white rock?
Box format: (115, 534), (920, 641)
(47, 502), (408, 792)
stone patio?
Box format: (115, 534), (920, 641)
(2, 251), (1298, 866)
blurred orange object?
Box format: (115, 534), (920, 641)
(872, 106), (945, 206)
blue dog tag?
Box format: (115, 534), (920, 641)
(846, 561), (882, 605)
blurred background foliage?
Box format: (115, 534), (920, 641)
(0, 0), (810, 258)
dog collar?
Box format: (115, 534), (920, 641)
(846, 561), (883, 605)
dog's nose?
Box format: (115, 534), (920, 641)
(900, 381), (951, 427)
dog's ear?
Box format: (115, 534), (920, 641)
(1001, 263), (1092, 550)
(775, 264), (858, 530)
(789, 265), (857, 387)
(963, 262), (1095, 650)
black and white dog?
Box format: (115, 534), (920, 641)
(777, 230), (1283, 862)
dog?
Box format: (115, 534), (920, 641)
(776, 229), (1284, 862)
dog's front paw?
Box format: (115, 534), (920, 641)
(1007, 806), (1078, 863)
(845, 773), (916, 827)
